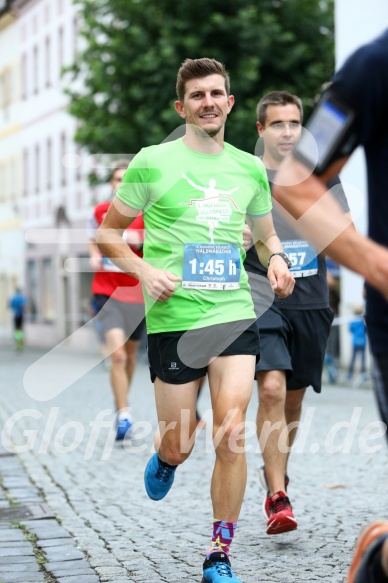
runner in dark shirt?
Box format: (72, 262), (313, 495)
(243, 91), (351, 536)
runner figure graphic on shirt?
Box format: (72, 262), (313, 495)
(182, 173), (239, 243)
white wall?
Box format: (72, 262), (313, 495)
(335, 0), (388, 366)
(0, 9), (23, 333)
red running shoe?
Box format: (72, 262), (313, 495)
(259, 466), (290, 522)
(265, 491), (297, 535)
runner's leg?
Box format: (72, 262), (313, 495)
(257, 369), (288, 494)
(208, 354), (254, 521)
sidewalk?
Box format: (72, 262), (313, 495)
(0, 344), (387, 582)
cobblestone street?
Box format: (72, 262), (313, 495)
(0, 344), (387, 582)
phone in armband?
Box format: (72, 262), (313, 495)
(292, 89), (357, 175)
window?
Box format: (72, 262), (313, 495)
(0, 74), (4, 116)
(45, 36), (51, 87)
(0, 162), (4, 202)
(33, 45), (38, 94)
(10, 157), (16, 201)
(76, 145), (81, 181)
(58, 26), (64, 75)
(21, 53), (27, 100)
(35, 144), (40, 194)
(79, 264), (94, 324)
(42, 258), (55, 321)
(60, 132), (66, 186)
(27, 260), (38, 322)
(0, 69), (11, 120)
(73, 15), (78, 56)
(46, 138), (52, 190)
(23, 149), (29, 197)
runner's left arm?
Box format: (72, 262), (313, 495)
(247, 213), (295, 298)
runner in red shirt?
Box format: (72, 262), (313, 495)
(88, 160), (145, 441)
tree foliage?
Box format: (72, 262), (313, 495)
(67, 0), (334, 157)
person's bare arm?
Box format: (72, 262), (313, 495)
(274, 155), (388, 299)
(96, 197), (181, 302)
(88, 240), (103, 270)
(247, 213), (295, 298)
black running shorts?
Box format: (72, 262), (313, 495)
(147, 320), (260, 384)
(255, 306), (334, 393)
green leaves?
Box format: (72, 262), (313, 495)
(67, 0), (334, 157)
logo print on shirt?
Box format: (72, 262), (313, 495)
(180, 173), (241, 244)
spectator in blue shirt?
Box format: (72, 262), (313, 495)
(9, 289), (28, 348)
(347, 306), (367, 380)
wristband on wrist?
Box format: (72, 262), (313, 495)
(267, 252), (292, 269)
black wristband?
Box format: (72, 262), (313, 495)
(268, 252), (292, 269)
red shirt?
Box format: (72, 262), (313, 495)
(90, 201), (144, 304)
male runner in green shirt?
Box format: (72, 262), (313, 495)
(97, 57), (294, 583)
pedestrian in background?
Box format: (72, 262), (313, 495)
(87, 160), (146, 441)
(347, 306), (367, 382)
(96, 57), (294, 583)
(9, 288), (28, 350)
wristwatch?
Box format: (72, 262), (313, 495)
(268, 252), (292, 269)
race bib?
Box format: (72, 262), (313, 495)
(282, 240), (318, 278)
(182, 243), (241, 290)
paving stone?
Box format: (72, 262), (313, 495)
(57, 577), (100, 583)
(37, 538), (75, 548)
(45, 559), (92, 574)
(44, 546), (85, 562)
(0, 348), (385, 583)
(0, 574), (46, 583)
(0, 563), (41, 573)
(0, 556), (37, 565)
(0, 530), (26, 542)
(0, 542), (33, 549)
(0, 547), (34, 557)
(51, 568), (97, 577)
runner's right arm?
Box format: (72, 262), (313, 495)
(97, 196), (181, 302)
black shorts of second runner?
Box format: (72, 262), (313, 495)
(255, 305), (334, 393)
(147, 319), (259, 384)
(94, 294), (145, 341)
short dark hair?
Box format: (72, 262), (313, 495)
(256, 91), (303, 125)
(108, 159), (130, 182)
(176, 58), (230, 102)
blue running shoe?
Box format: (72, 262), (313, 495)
(115, 417), (132, 441)
(201, 552), (242, 583)
(144, 453), (176, 501)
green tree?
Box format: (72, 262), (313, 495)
(67, 0), (334, 157)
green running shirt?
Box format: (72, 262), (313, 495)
(116, 138), (272, 333)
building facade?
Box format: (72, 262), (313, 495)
(0, 0), (110, 347)
(0, 0), (23, 332)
